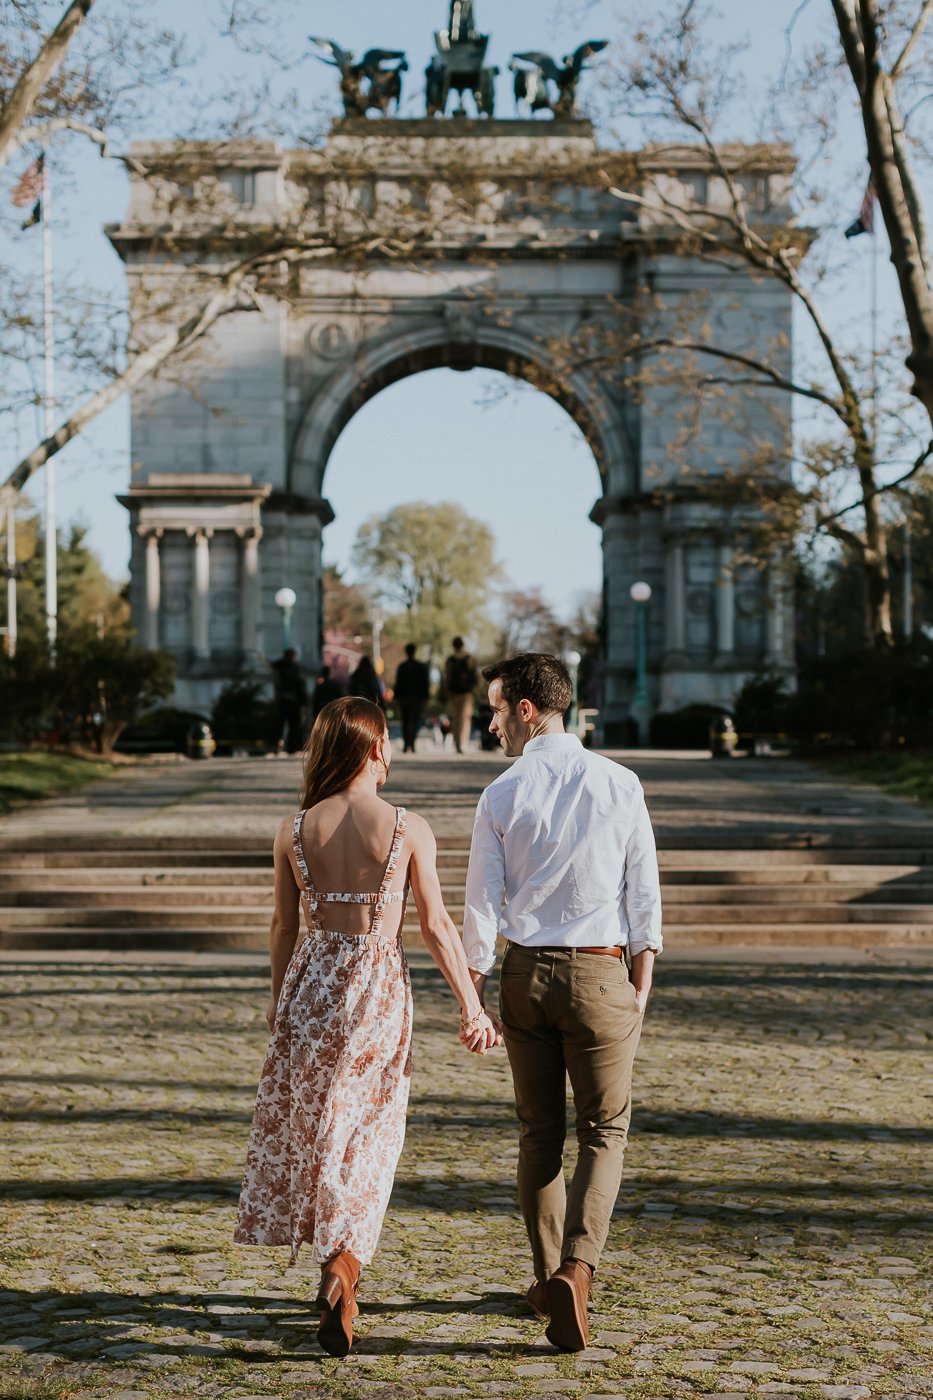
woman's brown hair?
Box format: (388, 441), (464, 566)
(299, 696), (387, 810)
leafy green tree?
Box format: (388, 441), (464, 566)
(4, 509), (128, 650)
(1, 509), (173, 753)
(351, 502), (502, 667)
(0, 628), (175, 754)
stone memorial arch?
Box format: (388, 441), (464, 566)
(113, 111), (796, 741)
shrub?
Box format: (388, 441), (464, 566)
(211, 679), (278, 748)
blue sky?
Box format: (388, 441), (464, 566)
(3, 0), (908, 617)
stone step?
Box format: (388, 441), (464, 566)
(0, 923), (926, 952)
(4, 878), (931, 909)
(2, 902), (931, 931)
(2, 843), (932, 867)
(1, 861), (929, 889)
(663, 903), (933, 926)
(0, 884), (457, 907)
(659, 883), (933, 905)
(657, 864), (929, 884)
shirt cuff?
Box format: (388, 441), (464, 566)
(628, 931), (663, 958)
(465, 942), (498, 976)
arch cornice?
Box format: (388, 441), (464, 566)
(289, 322), (632, 502)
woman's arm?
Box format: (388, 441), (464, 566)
(407, 814), (499, 1053)
(267, 818), (302, 1030)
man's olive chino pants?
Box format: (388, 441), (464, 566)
(498, 944), (644, 1282)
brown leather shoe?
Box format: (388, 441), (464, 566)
(526, 1279), (549, 1318)
(545, 1259), (591, 1352)
(316, 1250), (361, 1357)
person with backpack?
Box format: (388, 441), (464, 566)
(444, 637), (478, 754)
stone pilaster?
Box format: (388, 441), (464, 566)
(189, 527), (212, 661)
(664, 540), (687, 657)
(238, 526), (263, 661)
(140, 528), (162, 650)
(716, 541), (735, 659)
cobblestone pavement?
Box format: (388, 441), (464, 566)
(1, 947), (930, 1400)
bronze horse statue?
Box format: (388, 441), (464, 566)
(310, 37), (409, 118)
(510, 40), (608, 118)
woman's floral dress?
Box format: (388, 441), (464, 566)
(234, 807), (413, 1265)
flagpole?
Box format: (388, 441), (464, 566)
(869, 212), (879, 458)
(41, 146), (57, 659)
(5, 502), (15, 659)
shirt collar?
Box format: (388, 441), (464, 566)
(523, 732), (582, 755)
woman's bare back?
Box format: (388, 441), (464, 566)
(289, 794), (410, 938)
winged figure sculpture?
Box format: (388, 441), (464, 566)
(310, 36), (408, 118)
(510, 39), (608, 117)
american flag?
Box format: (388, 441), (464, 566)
(11, 153), (46, 207)
(845, 178), (876, 239)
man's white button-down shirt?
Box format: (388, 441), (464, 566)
(462, 732), (663, 975)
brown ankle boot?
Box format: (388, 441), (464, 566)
(526, 1278), (549, 1319)
(316, 1250), (361, 1357)
(545, 1259), (591, 1352)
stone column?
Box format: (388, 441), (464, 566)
(238, 527), (263, 661)
(716, 541), (735, 658)
(766, 552), (787, 665)
(189, 527), (212, 661)
(664, 540), (687, 655)
(140, 528), (162, 650)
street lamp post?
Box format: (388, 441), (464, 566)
(274, 586), (297, 652)
(564, 648), (582, 731)
(629, 580), (652, 746)
(371, 606), (384, 678)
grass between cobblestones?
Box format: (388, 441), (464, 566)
(0, 753), (115, 814)
(0, 952), (930, 1400)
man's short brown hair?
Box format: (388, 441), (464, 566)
(482, 653), (573, 716)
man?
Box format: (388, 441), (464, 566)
(271, 648), (308, 754)
(444, 636), (478, 754)
(312, 665), (343, 720)
(394, 643), (431, 753)
(462, 653), (662, 1353)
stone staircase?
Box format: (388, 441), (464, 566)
(1, 834), (931, 950)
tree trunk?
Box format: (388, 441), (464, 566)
(831, 0), (933, 431)
(860, 483), (895, 646)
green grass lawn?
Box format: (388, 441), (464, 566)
(0, 751), (115, 813)
(818, 749), (933, 807)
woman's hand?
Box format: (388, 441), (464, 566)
(266, 995), (278, 1033)
(459, 1010), (501, 1055)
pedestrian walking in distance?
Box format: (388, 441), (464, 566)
(349, 654), (384, 707)
(444, 637), (478, 754)
(462, 653), (662, 1352)
(394, 642), (430, 753)
(271, 648), (308, 753)
(312, 664), (343, 719)
(234, 697), (498, 1357)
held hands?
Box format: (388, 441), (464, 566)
(459, 1007), (503, 1055)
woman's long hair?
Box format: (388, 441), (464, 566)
(300, 696), (387, 810)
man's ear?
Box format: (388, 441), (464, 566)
(517, 699), (535, 723)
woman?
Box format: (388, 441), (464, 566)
(234, 697), (497, 1357)
(348, 654), (384, 707)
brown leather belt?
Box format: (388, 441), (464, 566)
(533, 945), (623, 959)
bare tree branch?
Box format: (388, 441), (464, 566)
(0, 0), (94, 171)
(891, 0), (933, 79)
